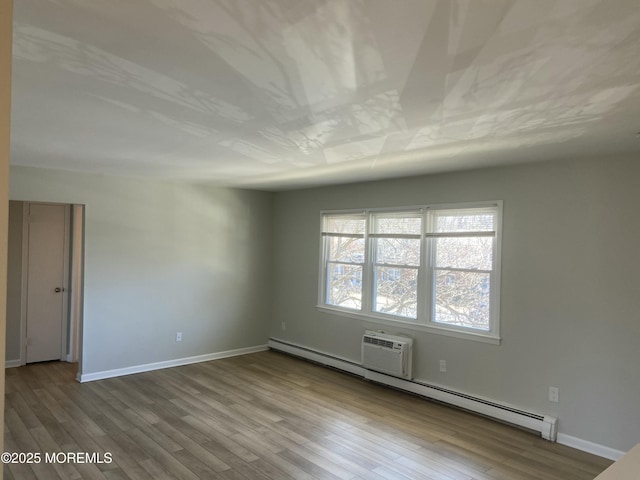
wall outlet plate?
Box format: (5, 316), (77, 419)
(549, 386), (559, 403)
(439, 360), (446, 373)
(176, 331), (182, 342)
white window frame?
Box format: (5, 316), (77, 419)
(317, 201), (502, 344)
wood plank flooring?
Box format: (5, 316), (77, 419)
(4, 351), (612, 479)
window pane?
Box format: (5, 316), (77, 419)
(374, 267), (418, 318)
(435, 237), (493, 270)
(328, 237), (365, 263)
(327, 263), (362, 309)
(435, 211), (494, 233)
(434, 270), (490, 330)
(324, 215), (365, 234)
(375, 238), (420, 266)
(374, 216), (421, 235)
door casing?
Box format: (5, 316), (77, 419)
(19, 202), (77, 364)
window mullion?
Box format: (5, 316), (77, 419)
(417, 230), (426, 325)
(490, 210), (501, 336)
(423, 210), (435, 325)
(329, 260), (366, 267)
(362, 213), (374, 314)
(322, 232), (364, 238)
(434, 266), (493, 274)
(425, 231), (495, 238)
(320, 232), (328, 305)
(374, 262), (419, 269)
(369, 233), (421, 239)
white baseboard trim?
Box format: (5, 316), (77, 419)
(268, 338), (366, 377)
(5, 359), (23, 368)
(557, 433), (625, 461)
(365, 368), (557, 441)
(268, 337), (556, 440)
(77, 345), (268, 383)
(269, 338), (626, 460)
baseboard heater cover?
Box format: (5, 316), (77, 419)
(268, 337), (558, 442)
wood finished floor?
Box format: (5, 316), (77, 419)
(4, 351), (612, 480)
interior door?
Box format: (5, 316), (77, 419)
(25, 203), (69, 363)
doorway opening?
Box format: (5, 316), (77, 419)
(5, 201), (84, 375)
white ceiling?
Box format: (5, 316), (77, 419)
(10, 0), (640, 190)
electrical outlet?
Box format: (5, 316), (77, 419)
(176, 331), (182, 342)
(281, 321), (286, 331)
(549, 386), (559, 403)
(439, 360), (446, 373)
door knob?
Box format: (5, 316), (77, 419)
(54, 287), (64, 293)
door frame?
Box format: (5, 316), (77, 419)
(19, 201), (83, 365)
(68, 204), (84, 363)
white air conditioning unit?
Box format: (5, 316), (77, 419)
(361, 330), (413, 380)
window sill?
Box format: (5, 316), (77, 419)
(316, 305), (501, 345)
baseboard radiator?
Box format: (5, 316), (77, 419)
(268, 337), (558, 442)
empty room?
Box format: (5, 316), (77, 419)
(1, 0), (640, 479)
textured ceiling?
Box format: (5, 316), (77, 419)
(10, 0), (640, 190)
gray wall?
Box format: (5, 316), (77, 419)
(9, 156), (639, 453)
(5, 201), (23, 363)
(10, 166), (273, 375)
(270, 154), (640, 453)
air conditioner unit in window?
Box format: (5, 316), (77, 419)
(361, 330), (413, 380)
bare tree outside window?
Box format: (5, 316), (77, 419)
(319, 204), (500, 340)
(323, 215), (365, 309)
(372, 214), (421, 318)
(432, 210), (496, 331)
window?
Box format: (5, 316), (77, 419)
(319, 202), (502, 343)
(371, 212), (421, 319)
(322, 214), (365, 310)
(430, 208), (496, 332)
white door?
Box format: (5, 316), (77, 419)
(25, 203), (69, 363)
